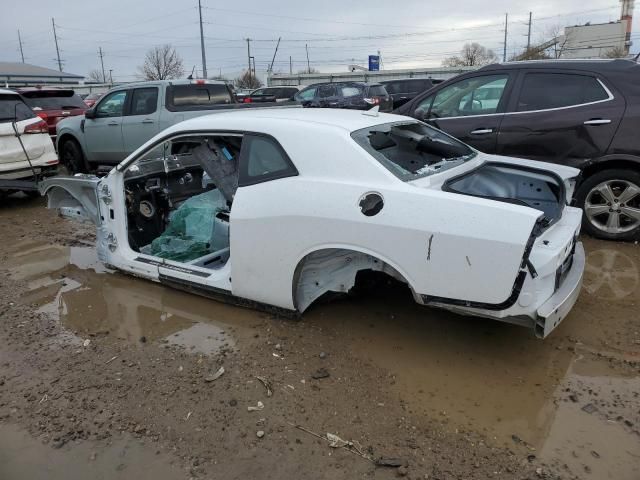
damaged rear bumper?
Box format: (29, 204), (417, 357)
(534, 241), (584, 338)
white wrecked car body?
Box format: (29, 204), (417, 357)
(41, 109), (584, 338)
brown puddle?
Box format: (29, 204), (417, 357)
(5, 237), (640, 479)
(5, 242), (256, 353)
(0, 423), (185, 480)
(304, 236), (640, 479)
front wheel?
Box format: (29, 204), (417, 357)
(575, 168), (640, 241)
(60, 139), (86, 175)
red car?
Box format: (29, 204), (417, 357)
(83, 92), (103, 108)
(16, 87), (86, 142)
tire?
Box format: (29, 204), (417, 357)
(60, 139), (86, 174)
(575, 168), (640, 241)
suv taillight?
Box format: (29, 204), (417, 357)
(243, 97), (252, 103)
(36, 112), (48, 121)
(24, 119), (48, 134)
(363, 97), (380, 105)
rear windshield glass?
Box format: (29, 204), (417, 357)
(352, 121), (476, 181)
(384, 80), (432, 94)
(167, 84), (232, 110)
(21, 91), (85, 110)
(0, 94), (34, 122)
(367, 86), (387, 96)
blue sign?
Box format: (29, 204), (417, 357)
(368, 55), (380, 71)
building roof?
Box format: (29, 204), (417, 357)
(0, 62), (83, 79)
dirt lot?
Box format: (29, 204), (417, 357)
(1, 194), (639, 480)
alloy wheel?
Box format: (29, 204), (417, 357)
(584, 179), (640, 234)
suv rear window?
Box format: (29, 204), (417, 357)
(367, 86), (387, 96)
(166, 84), (233, 111)
(384, 80), (432, 94)
(352, 121), (476, 181)
(21, 90), (85, 110)
(0, 94), (34, 122)
(517, 73), (610, 111)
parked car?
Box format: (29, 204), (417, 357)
(295, 82), (393, 112)
(395, 59), (640, 241)
(242, 86), (300, 103)
(83, 92), (103, 108)
(380, 78), (436, 109)
(55, 79), (293, 174)
(15, 87), (86, 143)
(0, 89), (58, 196)
(41, 108), (583, 338)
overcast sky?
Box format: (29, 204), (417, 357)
(1, 0), (638, 82)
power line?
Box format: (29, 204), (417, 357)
(51, 18), (63, 72)
(17, 30), (25, 63)
(198, 0), (207, 78)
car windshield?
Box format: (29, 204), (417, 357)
(351, 121), (476, 181)
(22, 91), (85, 110)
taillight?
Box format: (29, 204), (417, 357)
(36, 112), (48, 121)
(363, 97), (380, 105)
(243, 97), (252, 103)
(24, 119), (48, 134)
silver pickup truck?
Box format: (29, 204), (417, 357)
(56, 79), (292, 173)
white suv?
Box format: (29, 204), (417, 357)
(0, 88), (58, 196)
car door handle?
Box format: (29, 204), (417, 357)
(470, 128), (493, 135)
(142, 119), (154, 124)
(583, 119), (611, 125)
(107, 122), (119, 126)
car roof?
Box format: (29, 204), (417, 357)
(477, 58), (640, 75)
(0, 88), (19, 95)
(111, 79), (228, 89)
(166, 107), (409, 134)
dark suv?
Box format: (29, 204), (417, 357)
(380, 78), (438, 109)
(295, 82), (392, 112)
(396, 59), (640, 241)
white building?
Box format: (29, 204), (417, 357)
(560, 0), (634, 58)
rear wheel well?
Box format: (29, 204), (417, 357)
(292, 248), (413, 313)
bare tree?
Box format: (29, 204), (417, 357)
(545, 24), (573, 59)
(234, 70), (262, 89)
(442, 43), (498, 67)
(86, 69), (105, 83)
(603, 46), (627, 58)
(510, 47), (551, 61)
(138, 45), (184, 81)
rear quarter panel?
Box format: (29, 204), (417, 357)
(230, 173), (541, 311)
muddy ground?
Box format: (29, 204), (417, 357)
(0, 194), (638, 480)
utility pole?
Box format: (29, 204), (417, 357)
(268, 37), (281, 73)
(98, 47), (106, 83)
(246, 38), (252, 80)
(502, 13), (508, 62)
(198, 0), (207, 78)
(305, 43), (310, 74)
(17, 30), (25, 63)
(289, 56), (292, 75)
(109, 69), (113, 85)
(52, 18), (63, 72)
(526, 12), (532, 50)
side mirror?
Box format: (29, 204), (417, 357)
(84, 108), (96, 119)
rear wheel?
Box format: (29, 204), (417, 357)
(576, 169), (640, 241)
(60, 139), (86, 175)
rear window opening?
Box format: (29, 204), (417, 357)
(166, 84), (233, 111)
(352, 121), (476, 180)
(21, 90), (85, 110)
(0, 94), (34, 122)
